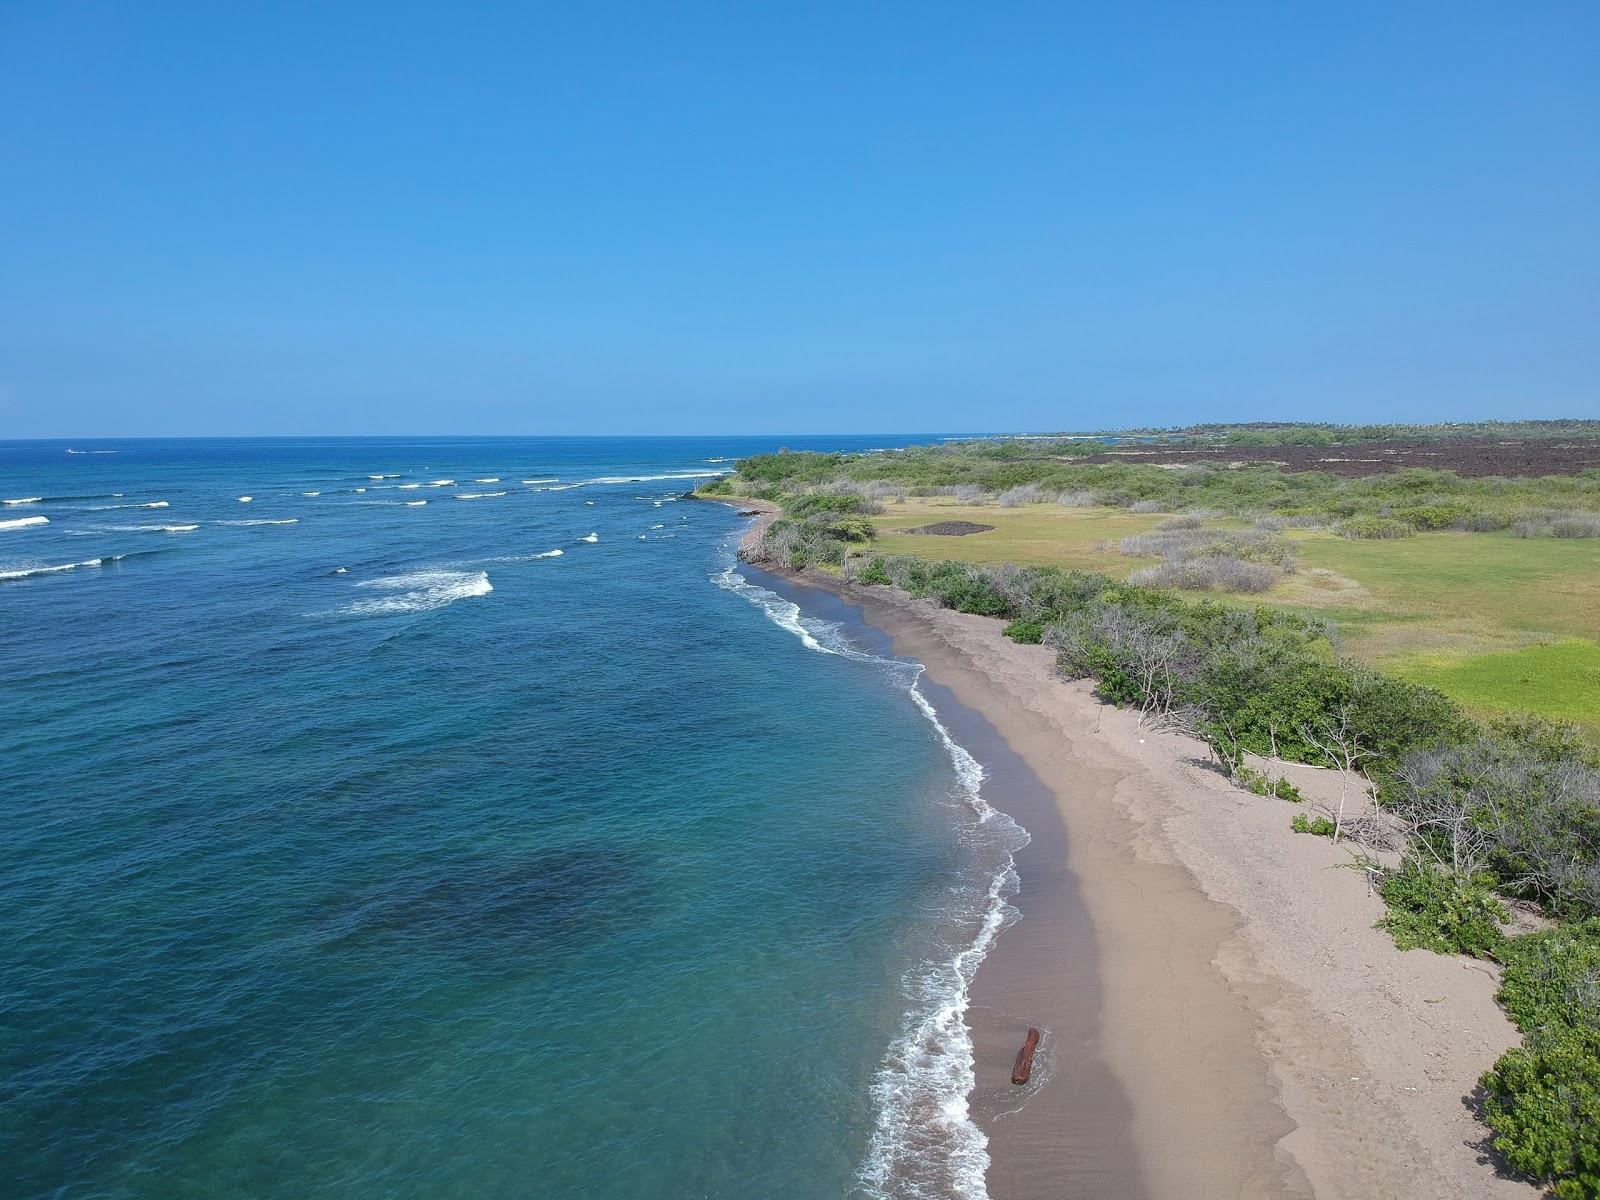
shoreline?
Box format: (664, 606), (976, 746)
(706, 494), (1537, 1200)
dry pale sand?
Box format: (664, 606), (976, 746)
(710, 497), (1535, 1198)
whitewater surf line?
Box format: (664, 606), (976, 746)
(711, 544), (1027, 1200)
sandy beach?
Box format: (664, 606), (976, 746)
(721, 499), (1537, 1200)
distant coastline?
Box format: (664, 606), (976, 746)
(706, 494), (1535, 1200)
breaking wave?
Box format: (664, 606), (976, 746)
(340, 569), (493, 616)
(589, 471), (723, 484)
(1, 516), (49, 530)
(0, 557), (104, 580)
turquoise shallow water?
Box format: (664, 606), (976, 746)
(1, 437), (1024, 1200)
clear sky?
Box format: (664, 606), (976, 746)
(2, 2), (1596, 437)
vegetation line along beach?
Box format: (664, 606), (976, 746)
(703, 422), (1600, 1200)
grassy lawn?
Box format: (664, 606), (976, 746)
(1386, 641), (1600, 732)
(858, 500), (1600, 732)
(869, 500), (1165, 572)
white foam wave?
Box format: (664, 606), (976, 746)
(88, 500), (168, 510)
(405, 500), (428, 506)
(353, 487), (367, 493)
(3, 497), (42, 505)
(475, 477), (500, 483)
(237, 496), (253, 503)
(541, 482), (584, 491)
(0, 516), (49, 530)
(856, 689), (1025, 1200)
(398, 483), (422, 489)
(455, 491), (507, 500)
(341, 569), (492, 616)
(429, 479), (455, 487)
(581, 532), (598, 543)
(301, 491), (321, 497)
(534, 548), (563, 558)
(589, 471), (723, 484)
(213, 518), (298, 526)
(0, 557), (103, 580)
(713, 549), (1026, 1200)
(95, 523), (198, 533)
(369, 474), (400, 480)
(522, 478), (557, 484)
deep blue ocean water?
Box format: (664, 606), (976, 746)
(1, 437), (1024, 1200)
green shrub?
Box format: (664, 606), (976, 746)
(1291, 813), (1337, 837)
(1378, 859), (1508, 957)
(1481, 1024), (1600, 1199)
(1003, 618), (1046, 644)
(854, 557), (892, 585)
(821, 515), (876, 542)
(1390, 720), (1600, 918)
(1497, 920), (1600, 1034)
(1400, 502), (1474, 530)
(1338, 516), (1415, 539)
(787, 493), (870, 517)
(1238, 764), (1303, 801)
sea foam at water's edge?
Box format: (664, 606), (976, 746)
(713, 548), (1028, 1200)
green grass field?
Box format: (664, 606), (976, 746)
(857, 498), (1600, 733)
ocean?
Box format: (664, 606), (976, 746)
(0, 436), (1025, 1200)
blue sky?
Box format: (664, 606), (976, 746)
(2, 2), (1596, 436)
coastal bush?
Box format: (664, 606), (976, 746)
(1129, 554), (1278, 593)
(1389, 722), (1600, 918)
(1119, 525), (1298, 569)
(1515, 511), (1600, 539)
(1378, 858), (1507, 957)
(786, 493), (873, 517)
(1481, 919), (1600, 1199)
(1058, 490), (1100, 507)
(998, 483), (1051, 506)
(1338, 516), (1415, 540)
(1292, 813), (1336, 836)
(1496, 920), (1600, 1034)
(1401, 502), (1475, 530)
(1481, 1025), (1600, 1199)
(817, 514), (876, 542)
(1003, 618), (1046, 644)
(852, 557), (893, 586)
(1254, 514), (1326, 530)
(1235, 763), (1302, 801)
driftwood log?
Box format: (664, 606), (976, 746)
(1011, 1027), (1041, 1085)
